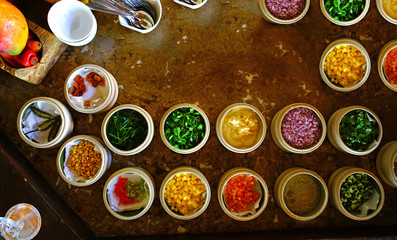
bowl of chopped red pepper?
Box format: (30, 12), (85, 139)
(217, 168), (268, 221)
(64, 64), (119, 114)
(378, 40), (397, 92)
(103, 167), (155, 220)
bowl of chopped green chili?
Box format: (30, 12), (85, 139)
(160, 103), (210, 154)
(328, 166), (384, 221)
(327, 106), (383, 156)
(320, 0), (370, 26)
(101, 104), (154, 156)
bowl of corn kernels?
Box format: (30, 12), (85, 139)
(56, 135), (112, 187)
(319, 38), (371, 92)
(159, 166), (211, 220)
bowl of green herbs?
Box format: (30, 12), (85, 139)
(101, 104), (154, 156)
(320, 0), (370, 26)
(328, 166), (384, 221)
(327, 106), (383, 156)
(160, 103), (210, 154)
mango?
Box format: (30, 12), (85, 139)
(0, 0), (28, 55)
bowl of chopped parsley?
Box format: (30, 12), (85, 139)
(320, 0), (370, 26)
(160, 103), (210, 154)
(328, 167), (384, 221)
(327, 106), (383, 156)
(101, 104), (154, 156)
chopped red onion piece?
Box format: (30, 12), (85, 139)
(265, 0), (306, 20)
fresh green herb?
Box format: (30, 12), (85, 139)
(106, 109), (148, 151)
(126, 179), (147, 199)
(340, 173), (375, 214)
(324, 0), (365, 22)
(339, 109), (379, 151)
(164, 107), (206, 150)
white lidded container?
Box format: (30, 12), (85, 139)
(101, 104), (154, 156)
(17, 97), (73, 149)
(64, 64), (119, 114)
(327, 106), (383, 156)
(103, 167), (155, 220)
(257, 0), (310, 24)
(274, 167), (328, 221)
(216, 103), (266, 154)
(328, 166), (384, 221)
(319, 38), (371, 92)
(160, 103), (210, 154)
(320, 0), (370, 26)
(173, 0), (208, 9)
(271, 103), (326, 154)
(159, 166), (211, 220)
(377, 40), (397, 92)
(376, 141), (397, 188)
(119, 0), (162, 33)
(218, 167), (268, 221)
(56, 135), (112, 187)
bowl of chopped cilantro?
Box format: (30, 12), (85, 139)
(327, 106), (383, 156)
(328, 167), (384, 221)
(101, 104), (154, 156)
(320, 0), (370, 26)
(160, 103), (210, 154)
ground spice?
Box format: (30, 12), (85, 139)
(283, 174), (321, 215)
(265, 0), (306, 20)
(66, 140), (102, 179)
(384, 48), (397, 84)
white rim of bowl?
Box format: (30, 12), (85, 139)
(101, 104), (154, 156)
(64, 64), (115, 114)
(319, 38), (371, 92)
(173, 0), (208, 9)
(216, 103), (266, 153)
(56, 135), (109, 187)
(279, 170), (328, 221)
(335, 106), (383, 155)
(17, 97), (69, 149)
(376, 0), (397, 25)
(160, 103), (210, 154)
(103, 167), (155, 220)
(218, 168), (268, 221)
(320, 0), (370, 26)
(258, 0), (310, 24)
(376, 141), (397, 188)
(159, 166), (211, 220)
(378, 40), (397, 92)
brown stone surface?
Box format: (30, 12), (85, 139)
(0, 0), (397, 237)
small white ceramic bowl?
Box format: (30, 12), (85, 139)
(327, 105), (383, 156)
(376, 0), (397, 25)
(17, 97), (73, 149)
(56, 135), (112, 187)
(101, 104), (154, 156)
(48, 0), (97, 43)
(376, 141), (397, 188)
(319, 38), (371, 92)
(271, 103), (326, 154)
(160, 103), (210, 154)
(103, 167), (155, 220)
(216, 103), (266, 154)
(328, 166), (384, 221)
(64, 64), (119, 114)
(377, 40), (397, 92)
(257, 0), (310, 24)
(320, 0), (370, 26)
(274, 168), (328, 221)
(159, 166), (211, 220)
(173, 0), (208, 9)
(218, 168), (268, 221)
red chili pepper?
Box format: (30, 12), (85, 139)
(26, 39), (42, 52)
(224, 174), (261, 213)
(12, 47), (38, 67)
(0, 54), (23, 68)
(28, 31), (35, 40)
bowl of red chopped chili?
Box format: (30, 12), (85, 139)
(378, 40), (397, 92)
(218, 168), (269, 221)
(103, 167), (155, 220)
(64, 64), (119, 114)
(257, 0), (310, 24)
(271, 103), (326, 154)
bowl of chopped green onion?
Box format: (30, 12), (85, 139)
(327, 105), (383, 156)
(328, 166), (384, 221)
(160, 103), (210, 154)
(320, 0), (370, 26)
(101, 104), (154, 156)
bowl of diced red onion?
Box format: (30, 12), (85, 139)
(257, 0), (310, 24)
(270, 103), (327, 154)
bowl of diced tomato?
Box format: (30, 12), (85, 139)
(378, 40), (397, 92)
(217, 168), (269, 221)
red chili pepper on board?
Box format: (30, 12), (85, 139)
(13, 47), (39, 67)
(0, 54), (23, 68)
